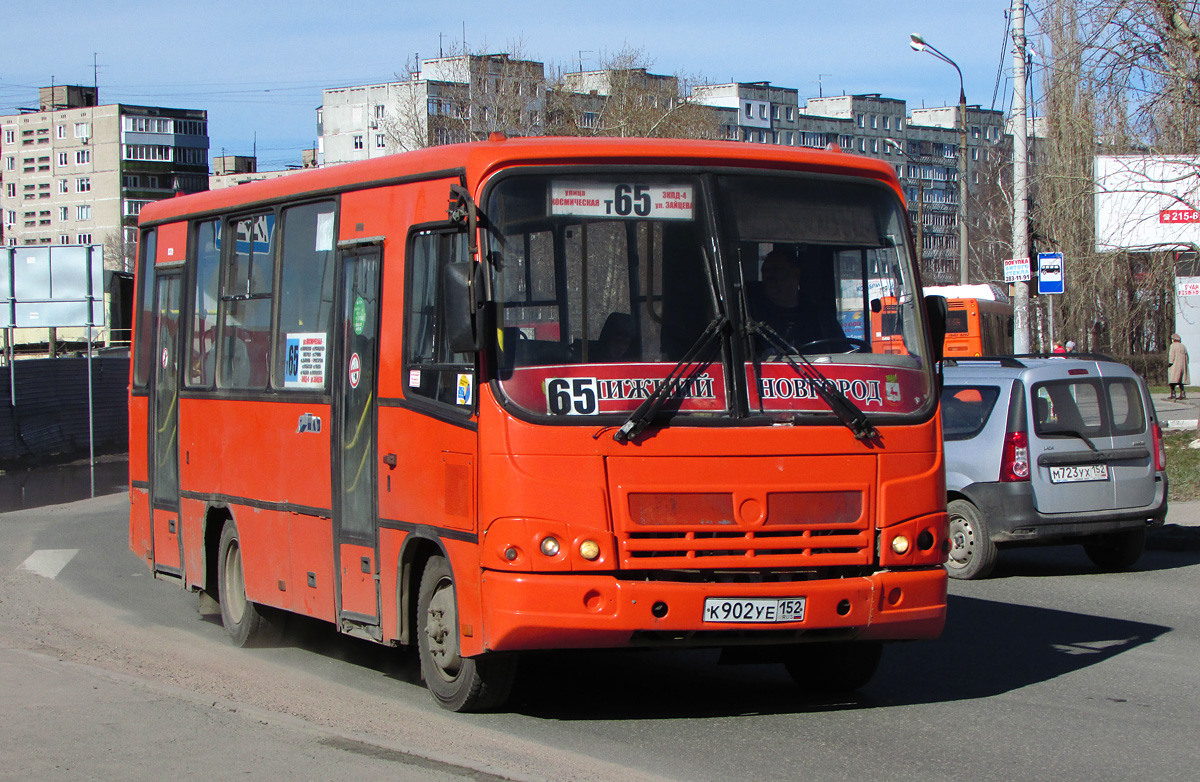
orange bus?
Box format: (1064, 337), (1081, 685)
(943, 297), (1013, 356)
(129, 136), (949, 711)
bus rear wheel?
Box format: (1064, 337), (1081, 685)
(217, 521), (273, 647)
(784, 641), (883, 694)
(416, 555), (516, 712)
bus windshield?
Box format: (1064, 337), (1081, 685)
(485, 170), (933, 422)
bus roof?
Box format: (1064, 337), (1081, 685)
(139, 136), (902, 227)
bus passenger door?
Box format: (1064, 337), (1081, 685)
(334, 246), (382, 634)
(150, 273), (184, 577)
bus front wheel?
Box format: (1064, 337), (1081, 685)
(217, 521), (273, 647)
(416, 555), (516, 712)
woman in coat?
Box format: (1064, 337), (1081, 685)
(1168, 333), (1190, 400)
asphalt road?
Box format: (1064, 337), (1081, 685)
(2, 493), (1199, 782)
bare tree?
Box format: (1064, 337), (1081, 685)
(103, 229), (135, 273)
(545, 47), (721, 140)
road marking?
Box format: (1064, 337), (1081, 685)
(19, 549), (80, 579)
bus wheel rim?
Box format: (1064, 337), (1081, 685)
(426, 578), (462, 681)
(224, 542), (247, 623)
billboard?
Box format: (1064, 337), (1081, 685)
(1095, 155), (1200, 252)
(0, 245), (105, 328)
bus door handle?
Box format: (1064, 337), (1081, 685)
(382, 453), (397, 469)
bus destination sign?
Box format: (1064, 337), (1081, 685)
(550, 182), (694, 220)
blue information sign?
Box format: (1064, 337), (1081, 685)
(1038, 252), (1064, 294)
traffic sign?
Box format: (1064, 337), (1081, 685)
(1037, 252), (1064, 294)
(1004, 257), (1031, 283)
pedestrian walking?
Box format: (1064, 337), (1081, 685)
(1169, 333), (1190, 400)
(1052, 341), (1065, 354)
(1065, 340), (1077, 353)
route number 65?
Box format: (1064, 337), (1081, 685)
(546, 377), (599, 415)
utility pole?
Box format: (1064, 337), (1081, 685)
(1012, 0), (1031, 353)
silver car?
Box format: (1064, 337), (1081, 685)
(940, 355), (1168, 579)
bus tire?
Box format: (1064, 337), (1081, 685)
(417, 555), (516, 712)
(784, 641), (883, 694)
(217, 521), (273, 647)
(1083, 527), (1146, 571)
(946, 499), (998, 580)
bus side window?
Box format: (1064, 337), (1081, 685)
(406, 230), (473, 408)
(187, 219), (221, 387)
(218, 212), (275, 390)
(132, 227), (158, 388)
(273, 201), (336, 390)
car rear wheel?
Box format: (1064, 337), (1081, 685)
(1082, 527), (1146, 571)
(946, 499), (998, 580)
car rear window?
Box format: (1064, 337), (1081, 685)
(941, 385), (1001, 440)
(1031, 378), (1145, 438)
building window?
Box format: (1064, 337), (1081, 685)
(375, 134), (386, 149)
(76, 149), (90, 165)
(856, 114), (864, 128)
(123, 174), (140, 188)
(56, 152), (67, 167)
(74, 122), (89, 139)
(4, 156), (13, 171)
(353, 135), (364, 150)
(4, 183), (13, 198)
(972, 126), (981, 139)
(77, 177), (91, 192)
(77, 205), (91, 220)
(60, 235), (70, 244)
(3, 129), (13, 144)
(59, 207), (69, 221)
(78, 233), (92, 244)
(58, 179), (69, 194)
(4, 211), (13, 225)
(56, 125), (65, 139)
(759, 105), (767, 119)
(374, 104), (385, 119)
(124, 200), (151, 216)
(870, 115), (877, 129)
(745, 102), (753, 117)
(771, 106), (779, 120)
(883, 116), (890, 130)
(786, 107), (795, 121)
(972, 148), (979, 161)
(123, 144), (172, 161)
(871, 139), (879, 153)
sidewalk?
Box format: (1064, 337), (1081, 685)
(1153, 391), (1199, 431)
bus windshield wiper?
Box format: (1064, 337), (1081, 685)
(746, 318), (879, 441)
(613, 316), (728, 443)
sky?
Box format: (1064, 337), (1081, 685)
(0, 0), (1032, 170)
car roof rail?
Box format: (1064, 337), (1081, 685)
(1011, 352), (1119, 363)
(941, 356), (1027, 368)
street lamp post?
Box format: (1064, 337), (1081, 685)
(885, 138), (925, 275)
(910, 33), (969, 285)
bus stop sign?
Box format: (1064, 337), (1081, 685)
(1038, 252), (1064, 294)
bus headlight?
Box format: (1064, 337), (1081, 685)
(579, 539), (600, 561)
(540, 536), (561, 557)
(891, 535), (911, 555)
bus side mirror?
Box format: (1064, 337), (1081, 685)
(444, 261), (484, 353)
(925, 294), (947, 364)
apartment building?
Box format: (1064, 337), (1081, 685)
(1, 86), (208, 270)
(320, 54), (545, 165)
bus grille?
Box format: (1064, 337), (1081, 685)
(618, 491), (872, 569)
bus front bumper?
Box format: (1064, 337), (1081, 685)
(478, 567), (947, 653)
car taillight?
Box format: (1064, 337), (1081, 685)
(1000, 430), (1030, 482)
(1153, 422), (1166, 472)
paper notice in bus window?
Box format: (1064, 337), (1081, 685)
(284, 332), (327, 389)
(314, 212), (335, 252)
(550, 182), (694, 220)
